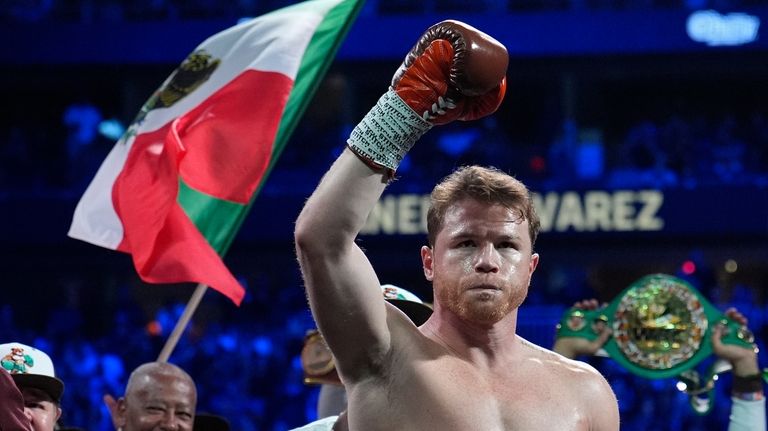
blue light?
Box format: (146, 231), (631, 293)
(687, 10), (760, 47)
(252, 336), (273, 356)
(101, 354), (125, 382)
(98, 118), (126, 141)
(217, 333), (237, 351)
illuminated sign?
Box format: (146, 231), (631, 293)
(534, 190), (664, 233)
(686, 10), (760, 47)
(360, 190), (665, 235)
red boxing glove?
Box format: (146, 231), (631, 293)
(391, 20), (508, 125)
(346, 20), (508, 174)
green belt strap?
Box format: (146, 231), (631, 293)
(556, 274), (758, 414)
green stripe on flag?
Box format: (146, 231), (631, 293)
(178, 179), (248, 254)
(268, 0), (366, 173)
(178, 0), (364, 256)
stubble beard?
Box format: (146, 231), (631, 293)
(436, 279), (529, 325)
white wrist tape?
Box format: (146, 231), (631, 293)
(728, 397), (766, 431)
(347, 88), (433, 172)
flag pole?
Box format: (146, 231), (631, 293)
(157, 283), (209, 362)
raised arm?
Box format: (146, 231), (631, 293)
(711, 308), (766, 431)
(553, 299), (612, 359)
(295, 149), (391, 382)
(294, 20), (507, 383)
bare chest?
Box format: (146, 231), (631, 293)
(348, 356), (589, 431)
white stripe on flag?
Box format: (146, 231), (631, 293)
(140, 0), (339, 135)
(68, 138), (131, 249)
(68, 0), (348, 251)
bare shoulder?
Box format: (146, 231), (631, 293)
(521, 338), (615, 395)
(520, 338), (620, 430)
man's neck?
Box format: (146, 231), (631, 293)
(422, 307), (521, 368)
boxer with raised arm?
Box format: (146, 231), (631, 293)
(294, 20), (619, 430)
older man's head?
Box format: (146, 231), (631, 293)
(115, 362), (197, 431)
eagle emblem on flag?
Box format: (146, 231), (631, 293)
(124, 50), (221, 141)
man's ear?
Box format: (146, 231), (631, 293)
(113, 397), (128, 428)
(421, 245), (434, 281)
(529, 252), (540, 276)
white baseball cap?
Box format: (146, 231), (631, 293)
(0, 342), (64, 403)
(381, 284), (433, 325)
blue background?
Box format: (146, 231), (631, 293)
(1, 0), (767, 429)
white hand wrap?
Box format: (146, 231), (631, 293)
(347, 89), (433, 172)
(728, 397), (766, 431)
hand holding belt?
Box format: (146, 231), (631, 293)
(556, 274), (761, 414)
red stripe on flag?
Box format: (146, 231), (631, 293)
(112, 121), (244, 305)
(109, 69), (295, 305)
(178, 70), (293, 204)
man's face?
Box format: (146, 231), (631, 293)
(21, 387), (61, 431)
(421, 198), (539, 325)
(118, 372), (196, 431)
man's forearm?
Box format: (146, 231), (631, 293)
(296, 149), (388, 248)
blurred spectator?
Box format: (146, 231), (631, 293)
(62, 99), (105, 189)
(710, 115), (748, 184)
(0, 342), (69, 431)
(112, 362), (196, 431)
(608, 120), (679, 188)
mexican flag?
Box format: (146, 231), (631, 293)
(68, 0), (365, 305)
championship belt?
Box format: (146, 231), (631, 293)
(556, 274), (757, 414)
(300, 329), (342, 386)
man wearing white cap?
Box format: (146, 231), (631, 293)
(0, 342), (65, 431)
